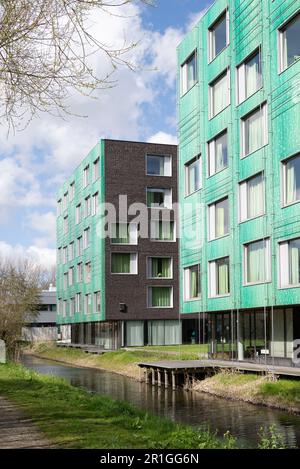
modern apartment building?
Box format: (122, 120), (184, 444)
(56, 139), (179, 349)
(178, 0), (300, 365)
(22, 286), (57, 342)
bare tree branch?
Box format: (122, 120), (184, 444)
(0, 0), (154, 131)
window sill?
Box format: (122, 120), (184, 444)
(208, 44), (229, 64)
(147, 306), (173, 309)
(237, 86), (263, 106)
(209, 294), (230, 299)
(207, 165), (228, 179)
(241, 142), (268, 159)
(278, 284), (300, 290)
(209, 103), (231, 121)
(180, 81), (198, 98)
(278, 58), (300, 75)
(243, 280), (271, 287)
(208, 233), (230, 242)
(184, 188), (202, 198)
(185, 297), (202, 302)
(239, 213), (265, 224)
(281, 199), (300, 209)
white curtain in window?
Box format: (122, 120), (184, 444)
(246, 109), (262, 154)
(215, 137), (226, 171)
(289, 241), (300, 285)
(217, 261), (229, 295)
(215, 200), (227, 237)
(247, 241), (265, 283)
(165, 321), (181, 345)
(126, 321), (144, 346)
(248, 174), (263, 218)
(286, 161), (297, 204)
(246, 54), (260, 97)
(213, 74), (227, 116)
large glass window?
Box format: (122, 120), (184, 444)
(150, 220), (175, 241)
(148, 287), (173, 308)
(208, 130), (228, 176)
(85, 262), (91, 283)
(185, 155), (201, 195)
(241, 103), (268, 156)
(94, 291), (101, 313)
(147, 188), (172, 208)
(279, 13), (300, 72)
(84, 293), (92, 315)
(146, 154), (172, 176)
(237, 49), (262, 103)
(210, 70), (230, 118)
(279, 238), (300, 287)
(282, 154), (300, 205)
(209, 11), (228, 61)
(83, 227), (90, 249)
(245, 239), (270, 284)
(239, 173), (264, 221)
(209, 257), (230, 297)
(111, 253), (137, 274)
(77, 262), (82, 282)
(111, 223), (137, 245)
(83, 165), (89, 187)
(181, 51), (197, 95)
(147, 257), (172, 279)
(75, 293), (81, 312)
(76, 204), (81, 224)
(208, 197), (229, 240)
(184, 264), (201, 300)
(93, 158), (100, 180)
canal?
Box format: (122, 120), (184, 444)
(22, 354), (300, 448)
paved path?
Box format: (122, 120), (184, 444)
(0, 396), (55, 449)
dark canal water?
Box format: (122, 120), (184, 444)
(22, 354), (300, 448)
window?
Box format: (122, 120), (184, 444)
(63, 215), (68, 234)
(84, 293), (92, 315)
(83, 227), (90, 249)
(70, 182), (75, 201)
(239, 173), (264, 222)
(209, 257), (230, 297)
(282, 154), (300, 206)
(208, 197), (229, 240)
(68, 267), (74, 286)
(69, 242), (74, 261)
(111, 223), (138, 245)
(63, 300), (67, 317)
(241, 103), (268, 157)
(57, 199), (62, 216)
(150, 220), (175, 241)
(63, 246), (68, 263)
(279, 237), (300, 287)
(111, 253), (138, 274)
(76, 204), (81, 224)
(237, 49), (262, 104)
(77, 262), (83, 282)
(146, 154), (172, 177)
(209, 70), (230, 118)
(147, 188), (172, 208)
(93, 158), (100, 180)
(147, 257), (172, 279)
(77, 236), (83, 256)
(83, 165), (89, 187)
(63, 272), (68, 289)
(184, 264), (201, 300)
(63, 192), (68, 211)
(181, 51), (197, 95)
(185, 155), (201, 195)
(148, 286), (173, 308)
(69, 297), (75, 316)
(92, 192), (98, 216)
(208, 131), (228, 176)
(279, 13), (300, 72)
(209, 10), (229, 61)
(85, 262), (91, 282)
(244, 239), (271, 285)
(84, 195), (91, 217)
(94, 291), (101, 313)
(75, 293), (81, 312)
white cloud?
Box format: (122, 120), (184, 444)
(147, 131), (177, 145)
(26, 211), (56, 241)
(0, 241), (56, 268)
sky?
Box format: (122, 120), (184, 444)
(0, 0), (213, 268)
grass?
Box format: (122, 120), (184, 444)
(194, 370), (300, 414)
(133, 344), (209, 354)
(0, 363), (235, 449)
(28, 343), (207, 380)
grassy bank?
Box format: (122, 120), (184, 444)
(27, 343), (205, 380)
(0, 363), (234, 449)
(194, 370), (300, 414)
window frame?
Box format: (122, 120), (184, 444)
(207, 129), (228, 177)
(239, 172), (265, 223)
(209, 68), (230, 119)
(237, 47), (262, 104)
(243, 238), (271, 286)
(281, 153), (300, 207)
(147, 286), (173, 309)
(278, 11), (300, 73)
(146, 256), (173, 280)
(208, 9), (230, 63)
(110, 252), (138, 275)
(208, 196), (230, 241)
(209, 256), (230, 298)
(146, 187), (172, 209)
(184, 264), (201, 301)
(150, 220), (176, 242)
(240, 102), (268, 158)
(145, 154), (172, 177)
(185, 154), (202, 196)
(180, 50), (198, 96)
(278, 237), (300, 288)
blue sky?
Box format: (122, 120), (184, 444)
(0, 0), (212, 267)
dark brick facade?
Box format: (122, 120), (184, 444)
(104, 139), (178, 321)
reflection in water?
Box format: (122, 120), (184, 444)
(22, 355), (300, 448)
